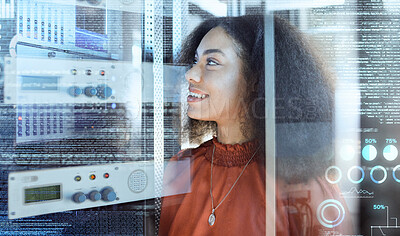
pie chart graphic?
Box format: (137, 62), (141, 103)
(362, 145), (377, 161)
(383, 145), (398, 161)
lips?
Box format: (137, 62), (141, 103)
(187, 87), (209, 103)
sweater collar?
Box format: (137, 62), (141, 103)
(204, 136), (260, 167)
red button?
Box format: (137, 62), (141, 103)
(90, 174), (96, 180)
(104, 173), (109, 179)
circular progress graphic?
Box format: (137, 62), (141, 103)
(393, 165), (400, 183)
(324, 166), (399, 183)
(325, 166), (342, 184)
(347, 166), (365, 184)
(370, 165), (387, 184)
(317, 199), (345, 228)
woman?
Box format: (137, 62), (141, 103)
(159, 15), (352, 235)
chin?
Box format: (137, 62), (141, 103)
(187, 106), (198, 119)
(187, 111), (209, 121)
(187, 111), (201, 120)
(187, 105), (214, 121)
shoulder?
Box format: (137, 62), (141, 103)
(162, 139), (213, 198)
(170, 138), (213, 161)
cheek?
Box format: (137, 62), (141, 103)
(226, 76), (247, 113)
(224, 72), (245, 101)
(209, 76), (244, 111)
(209, 69), (242, 94)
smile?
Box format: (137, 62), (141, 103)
(188, 91), (207, 99)
(187, 88), (209, 102)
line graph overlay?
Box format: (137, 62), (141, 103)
(340, 187), (374, 199)
(371, 206), (400, 236)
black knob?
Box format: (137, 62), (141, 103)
(72, 192), (86, 203)
(89, 190), (101, 201)
(68, 86), (82, 97)
(84, 86), (97, 97)
(101, 187), (116, 202)
(96, 85), (112, 99)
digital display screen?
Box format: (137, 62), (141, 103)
(24, 185), (61, 204)
(20, 76), (59, 91)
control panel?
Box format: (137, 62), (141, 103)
(17, 0), (76, 50)
(3, 57), (141, 105)
(8, 160), (191, 219)
(15, 0), (141, 59)
(75, 0), (141, 13)
(16, 103), (74, 143)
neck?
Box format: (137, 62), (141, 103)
(216, 120), (253, 145)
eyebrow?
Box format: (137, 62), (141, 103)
(195, 49), (225, 57)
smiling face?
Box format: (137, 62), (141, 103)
(185, 26), (246, 126)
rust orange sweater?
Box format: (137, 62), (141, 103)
(159, 137), (352, 235)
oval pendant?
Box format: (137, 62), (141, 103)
(208, 213), (216, 226)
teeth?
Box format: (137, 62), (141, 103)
(189, 91), (207, 99)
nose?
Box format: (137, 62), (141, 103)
(185, 65), (201, 83)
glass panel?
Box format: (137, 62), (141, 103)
(270, 0), (400, 235)
(270, 2), (358, 234)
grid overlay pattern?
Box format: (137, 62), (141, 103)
(172, 0), (188, 62)
(152, 0), (164, 233)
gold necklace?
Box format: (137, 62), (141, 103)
(208, 143), (261, 226)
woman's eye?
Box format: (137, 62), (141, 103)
(192, 58), (198, 65)
(206, 59), (219, 66)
